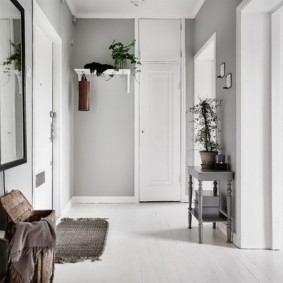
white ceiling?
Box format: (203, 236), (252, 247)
(66, 0), (206, 19)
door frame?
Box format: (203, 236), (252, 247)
(134, 18), (186, 202)
(33, 1), (63, 215)
(236, 0), (283, 249)
(271, 5), (283, 250)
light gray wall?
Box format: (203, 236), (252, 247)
(36, 0), (61, 34)
(74, 19), (135, 197)
(193, 0), (242, 168)
(193, 0), (242, 232)
(74, 19), (134, 67)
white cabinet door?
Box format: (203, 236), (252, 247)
(139, 19), (181, 62)
(33, 26), (53, 209)
(140, 64), (181, 201)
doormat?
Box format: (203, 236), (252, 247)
(55, 218), (109, 263)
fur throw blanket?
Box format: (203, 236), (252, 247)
(8, 218), (56, 283)
(84, 62), (114, 76)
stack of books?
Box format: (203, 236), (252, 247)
(194, 190), (220, 217)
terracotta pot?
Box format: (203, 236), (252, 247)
(79, 77), (90, 111)
(199, 151), (218, 169)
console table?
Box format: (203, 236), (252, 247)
(187, 166), (234, 244)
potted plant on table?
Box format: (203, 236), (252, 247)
(190, 98), (221, 169)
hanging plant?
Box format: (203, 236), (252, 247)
(2, 42), (21, 73)
(109, 40), (141, 77)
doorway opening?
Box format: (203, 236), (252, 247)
(193, 33), (216, 168)
(193, 34), (216, 192)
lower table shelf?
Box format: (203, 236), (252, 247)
(189, 208), (227, 222)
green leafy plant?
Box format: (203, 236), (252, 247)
(109, 40), (141, 74)
(2, 42), (21, 73)
(189, 98), (221, 152)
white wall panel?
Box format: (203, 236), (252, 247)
(139, 19), (181, 62)
(240, 13), (271, 248)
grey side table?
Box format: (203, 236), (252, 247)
(187, 166), (234, 244)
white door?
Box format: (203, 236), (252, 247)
(33, 26), (53, 209)
(140, 64), (181, 201)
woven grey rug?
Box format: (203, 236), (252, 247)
(55, 218), (109, 263)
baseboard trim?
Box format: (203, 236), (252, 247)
(217, 222), (227, 237)
(217, 223), (240, 247)
(72, 196), (137, 204)
(56, 198), (73, 225)
(232, 232), (241, 248)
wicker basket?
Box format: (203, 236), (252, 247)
(0, 190), (56, 283)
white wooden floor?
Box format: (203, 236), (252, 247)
(54, 203), (283, 283)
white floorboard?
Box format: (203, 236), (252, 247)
(54, 203), (283, 283)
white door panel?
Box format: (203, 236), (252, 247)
(139, 19), (181, 62)
(33, 26), (53, 209)
(140, 64), (181, 201)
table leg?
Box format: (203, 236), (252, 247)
(198, 180), (203, 243)
(188, 175), (193, 229)
(213, 181), (218, 229)
(226, 180), (232, 243)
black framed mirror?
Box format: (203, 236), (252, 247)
(0, 0), (26, 171)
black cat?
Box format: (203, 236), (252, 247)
(84, 62), (114, 76)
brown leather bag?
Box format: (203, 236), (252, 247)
(79, 74), (90, 111)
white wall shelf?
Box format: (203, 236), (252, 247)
(74, 68), (131, 94)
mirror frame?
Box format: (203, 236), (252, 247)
(0, 0), (27, 171)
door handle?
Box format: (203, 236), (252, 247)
(50, 123), (54, 142)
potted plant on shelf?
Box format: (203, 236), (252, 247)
(2, 42), (21, 73)
(190, 98), (221, 169)
(109, 40), (141, 74)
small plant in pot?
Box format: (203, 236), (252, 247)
(109, 40), (141, 76)
(190, 98), (221, 169)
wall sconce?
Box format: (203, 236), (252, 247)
(217, 62), (225, 78)
(223, 73), (232, 89)
(79, 74), (90, 111)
